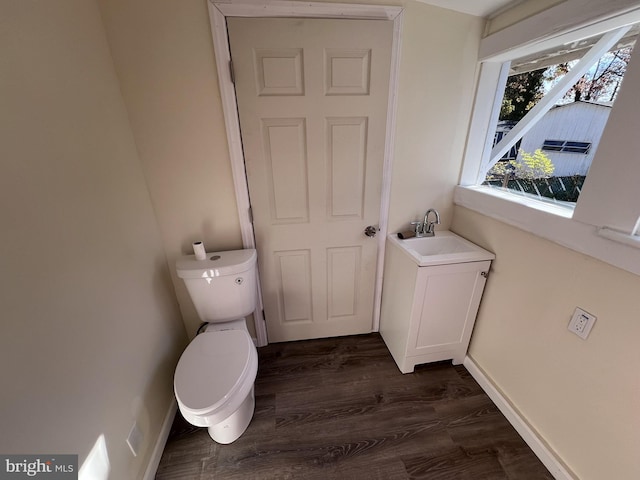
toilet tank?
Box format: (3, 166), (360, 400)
(176, 249), (257, 323)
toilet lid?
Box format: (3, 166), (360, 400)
(174, 330), (254, 415)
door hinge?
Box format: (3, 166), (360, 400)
(248, 206), (253, 223)
(229, 60), (235, 84)
(262, 309), (266, 321)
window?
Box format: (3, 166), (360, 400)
(541, 140), (591, 154)
(457, 3), (640, 276)
(470, 25), (637, 205)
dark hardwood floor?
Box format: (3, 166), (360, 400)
(156, 334), (553, 479)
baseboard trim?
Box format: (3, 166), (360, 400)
(463, 356), (576, 480)
(143, 400), (177, 480)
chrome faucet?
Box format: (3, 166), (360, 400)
(423, 208), (440, 237)
(410, 209), (441, 237)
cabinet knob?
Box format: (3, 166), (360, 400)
(481, 271), (489, 278)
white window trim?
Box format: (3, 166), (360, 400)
(454, 186), (640, 276)
(479, 0), (640, 62)
(458, 1), (640, 277)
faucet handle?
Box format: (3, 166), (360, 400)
(410, 221), (423, 235)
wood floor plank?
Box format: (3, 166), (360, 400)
(402, 446), (509, 480)
(156, 334), (551, 479)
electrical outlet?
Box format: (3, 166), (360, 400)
(126, 422), (143, 457)
(568, 307), (596, 339)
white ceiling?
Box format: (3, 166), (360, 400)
(417, 0), (522, 17)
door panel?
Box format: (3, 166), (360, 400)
(261, 117), (309, 223)
(327, 117), (367, 219)
(274, 249), (313, 324)
(228, 17), (392, 342)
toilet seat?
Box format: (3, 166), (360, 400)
(174, 329), (257, 426)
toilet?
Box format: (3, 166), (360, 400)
(173, 248), (259, 444)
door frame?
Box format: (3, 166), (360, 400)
(206, 0), (404, 346)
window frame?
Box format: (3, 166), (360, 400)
(457, 1), (640, 277)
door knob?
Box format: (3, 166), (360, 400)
(364, 225), (378, 237)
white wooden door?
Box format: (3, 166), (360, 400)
(228, 17), (392, 342)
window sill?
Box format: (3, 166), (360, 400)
(454, 185), (640, 277)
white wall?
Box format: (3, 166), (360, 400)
(452, 207), (640, 479)
(387, 1), (484, 233)
(97, 0), (246, 338)
(0, 1), (186, 477)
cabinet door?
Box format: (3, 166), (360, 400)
(407, 261), (490, 359)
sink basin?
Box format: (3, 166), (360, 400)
(389, 231), (495, 266)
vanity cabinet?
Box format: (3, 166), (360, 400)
(380, 234), (492, 374)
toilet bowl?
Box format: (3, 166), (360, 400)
(173, 248), (259, 444)
(174, 328), (258, 443)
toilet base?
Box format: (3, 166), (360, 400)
(208, 385), (255, 444)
